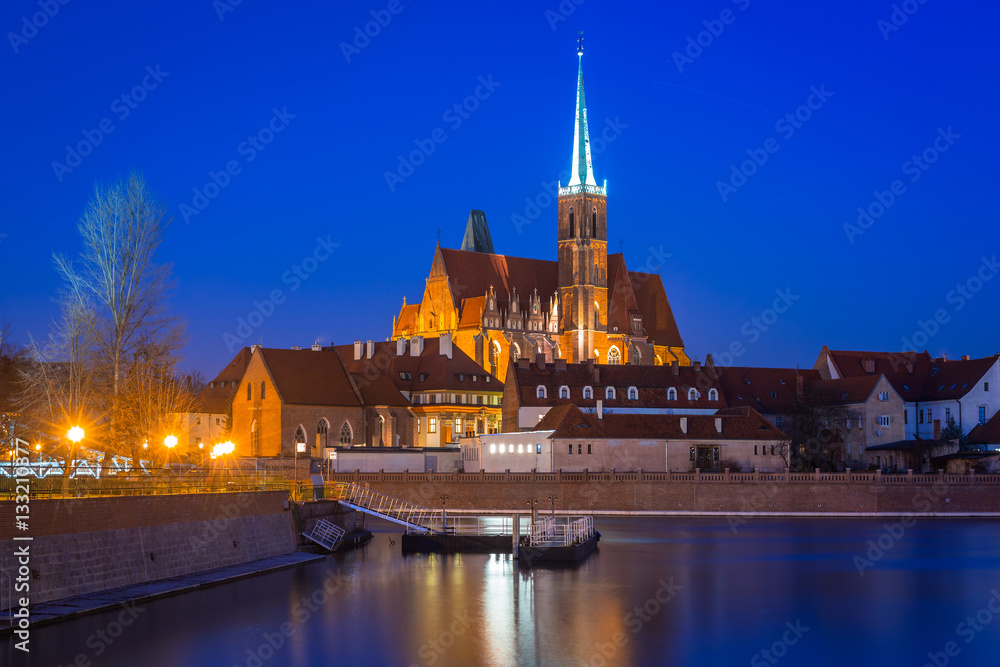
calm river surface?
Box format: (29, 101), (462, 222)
(19, 517), (1000, 667)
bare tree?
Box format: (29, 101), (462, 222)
(44, 172), (185, 464)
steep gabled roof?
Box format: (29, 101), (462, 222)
(809, 375), (884, 405)
(196, 347), (253, 414)
(628, 269), (684, 348)
(439, 248), (558, 307)
(718, 367), (820, 414)
(257, 348), (362, 407)
(919, 356), (999, 401)
(606, 254), (641, 335)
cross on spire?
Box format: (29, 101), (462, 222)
(577, 31), (584, 56)
(436, 228), (442, 245)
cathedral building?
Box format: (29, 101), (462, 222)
(392, 40), (689, 384)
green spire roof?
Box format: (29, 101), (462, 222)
(568, 39), (597, 189)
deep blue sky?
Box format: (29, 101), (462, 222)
(1, 0), (997, 377)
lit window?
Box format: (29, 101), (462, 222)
(490, 444), (496, 454)
(429, 418), (437, 434)
(417, 419), (421, 434)
(500, 444), (505, 454)
(518, 444), (523, 454)
(608, 347), (621, 365)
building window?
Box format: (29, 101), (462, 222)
(689, 447), (695, 461)
(904, 410), (908, 425)
(536, 444), (542, 454)
(196, 417), (201, 425)
(578, 444), (582, 454)
(454, 418), (462, 434)
(251, 420), (260, 455)
(339, 422), (353, 445)
(945, 408), (951, 423)
(859, 416), (864, 429)
(417, 419), (421, 434)
(714, 447), (720, 462)
(607, 346), (621, 365)
(667, 387), (677, 401)
(606, 386), (616, 400)
(986, 382), (990, 391)
(216, 418), (221, 426)
(980, 406), (988, 424)
(560, 386), (570, 399)
(489, 444), (496, 454)
(771, 446), (775, 455)
(754, 445), (758, 455)
(569, 444), (573, 454)
(537, 385), (547, 399)
(569, 207), (575, 237)
(428, 418), (437, 434)
(247, 383), (251, 400)
(776, 416), (783, 428)
(317, 419), (329, 449)
(878, 391), (889, 401)
(583, 386), (593, 399)
(592, 209), (597, 237)
(708, 389), (718, 401)
(627, 386), (638, 400)
(770, 392), (777, 399)
(919, 410), (924, 424)
(587, 443), (592, 454)
(260, 381), (266, 400)
(927, 408), (932, 422)
(478, 395), (484, 405)
(687, 388), (697, 401)
(878, 415), (891, 427)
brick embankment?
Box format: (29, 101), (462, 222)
(0, 491), (296, 606)
(334, 480), (1000, 515)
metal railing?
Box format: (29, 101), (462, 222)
(303, 518), (346, 551)
(529, 516), (594, 547)
(330, 482), (439, 532)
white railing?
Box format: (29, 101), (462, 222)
(303, 518), (346, 551)
(558, 183), (607, 196)
(529, 516), (594, 547)
(333, 482), (438, 531)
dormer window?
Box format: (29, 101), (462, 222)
(458, 374), (465, 382)
(606, 386), (616, 400)
(583, 386), (593, 399)
(537, 385), (547, 399)
(559, 386), (570, 399)
(708, 388), (718, 401)
(627, 386), (638, 400)
(687, 388), (697, 401)
(419, 373), (427, 382)
(667, 387), (677, 401)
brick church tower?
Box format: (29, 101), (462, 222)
(558, 35), (609, 363)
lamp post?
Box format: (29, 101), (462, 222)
(34, 443), (41, 477)
(440, 494), (449, 532)
(547, 495), (558, 517)
(526, 497), (539, 524)
(295, 442), (306, 499)
(66, 426), (84, 498)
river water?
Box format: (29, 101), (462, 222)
(18, 516), (1000, 667)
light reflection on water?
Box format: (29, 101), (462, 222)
(12, 517), (1000, 667)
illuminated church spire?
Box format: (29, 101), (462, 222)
(568, 32), (597, 189)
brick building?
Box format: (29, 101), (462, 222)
(391, 42), (688, 383)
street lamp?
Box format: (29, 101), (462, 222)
(34, 444), (41, 477)
(440, 494), (449, 531)
(66, 427), (84, 498)
(547, 495), (558, 517)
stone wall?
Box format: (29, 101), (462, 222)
(0, 491), (295, 607)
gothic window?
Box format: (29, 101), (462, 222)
(340, 421), (353, 445)
(294, 426), (306, 450)
(569, 207), (575, 237)
(260, 381), (266, 400)
(317, 419), (329, 449)
(594, 311), (599, 329)
(251, 420), (260, 455)
(246, 383), (251, 400)
(537, 385), (547, 399)
(559, 386), (570, 399)
(607, 346), (621, 365)
(511, 343), (521, 362)
(667, 387), (677, 400)
(378, 415), (385, 446)
(606, 386), (616, 400)
(632, 348), (642, 365)
(592, 209), (597, 237)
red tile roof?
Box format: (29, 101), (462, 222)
(606, 254), (641, 335)
(627, 269), (684, 348)
(195, 347), (253, 414)
(257, 348), (363, 407)
(439, 248), (558, 307)
(394, 304), (420, 337)
(536, 403), (787, 441)
(968, 412), (1000, 445)
(717, 367), (820, 413)
(808, 376), (883, 405)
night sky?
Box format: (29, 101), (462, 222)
(1, 0), (997, 377)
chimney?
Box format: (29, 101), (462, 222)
(961, 355), (971, 361)
(795, 375), (804, 402)
(311, 341), (322, 352)
(597, 399), (603, 420)
(535, 353), (546, 370)
(671, 360), (679, 376)
(290, 345), (301, 350)
(366, 340), (375, 359)
(354, 341), (363, 361)
(440, 333), (453, 359)
(863, 358), (875, 374)
(593, 366), (600, 383)
(680, 417), (687, 434)
(693, 360), (701, 372)
(933, 419), (941, 440)
(409, 336), (424, 357)
(518, 358), (530, 369)
(396, 338), (407, 356)
(904, 360), (914, 375)
(554, 359), (567, 371)
(715, 417), (723, 433)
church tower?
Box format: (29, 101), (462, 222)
(557, 34), (608, 363)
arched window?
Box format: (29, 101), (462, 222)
(688, 388), (698, 401)
(592, 209), (597, 237)
(317, 419), (329, 449)
(569, 207), (575, 237)
(559, 386), (570, 399)
(667, 387), (677, 400)
(607, 346), (621, 365)
(594, 311), (599, 329)
(246, 383), (251, 401)
(260, 381), (266, 400)
(378, 415), (385, 446)
(632, 348), (642, 365)
(294, 425), (306, 450)
(627, 386), (638, 400)
(709, 388), (719, 401)
(251, 419), (260, 455)
(605, 386), (616, 400)
(511, 343), (520, 362)
(536, 385), (547, 399)
(583, 386), (593, 399)
(340, 421), (353, 445)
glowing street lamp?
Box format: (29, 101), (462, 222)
(67, 426), (84, 443)
(164, 435), (178, 449)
